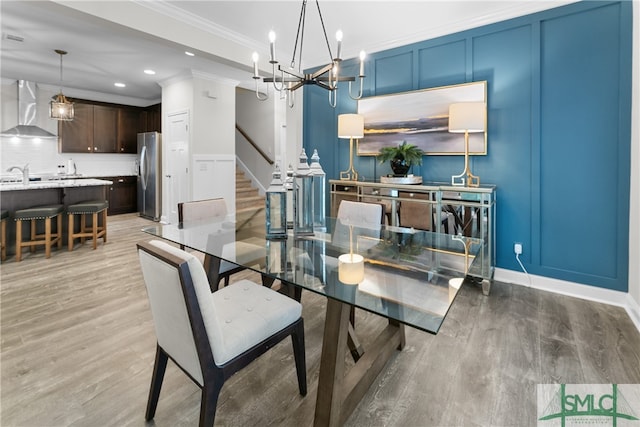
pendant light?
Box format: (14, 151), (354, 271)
(49, 49), (74, 121)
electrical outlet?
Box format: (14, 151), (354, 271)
(514, 242), (523, 255)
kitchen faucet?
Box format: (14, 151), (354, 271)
(6, 163), (29, 183)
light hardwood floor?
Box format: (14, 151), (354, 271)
(1, 213), (639, 426)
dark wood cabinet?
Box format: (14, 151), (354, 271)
(117, 107), (141, 153)
(93, 105), (118, 153)
(140, 103), (161, 132)
(58, 103), (93, 153)
(59, 100), (160, 154)
(107, 176), (137, 215)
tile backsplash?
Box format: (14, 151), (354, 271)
(1, 136), (137, 178)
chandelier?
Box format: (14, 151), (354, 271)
(251, 0), (366, 108)
(49, 49), (74, 121)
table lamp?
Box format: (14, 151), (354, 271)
(448, 102), (486, 187)
(338, 114), (364, 181)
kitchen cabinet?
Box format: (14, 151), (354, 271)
(59, 100), (156, 154)
(58, 103), (93, 153)
(107, 176), (137, 215)
(59, 102), (117, 153)
(92, 105), (118, 152)
(117, 107), (142, 153)
(140, 103), (161, 132)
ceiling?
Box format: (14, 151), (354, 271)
(0, 0), (575, 106)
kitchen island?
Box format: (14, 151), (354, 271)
(1, 179), (112, 258)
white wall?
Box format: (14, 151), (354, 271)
(191, 72), (238, 156)
(160, 71), (239, 216)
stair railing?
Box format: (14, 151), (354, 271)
(236, 124), (274, 166)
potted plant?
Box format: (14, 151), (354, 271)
(376, 141), (424, 177)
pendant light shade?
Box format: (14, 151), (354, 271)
(50, 49), (74, 121)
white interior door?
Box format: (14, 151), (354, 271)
(165, 111), (189, 224)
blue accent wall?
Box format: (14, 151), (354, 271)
(303, 1), (632, 292)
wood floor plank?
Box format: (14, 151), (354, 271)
(2, 213), (640, 427)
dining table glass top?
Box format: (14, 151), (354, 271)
(142, 213), (485, 334)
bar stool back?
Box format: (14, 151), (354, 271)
(14, 205), (64, 261)
(67, 200), (108, 250)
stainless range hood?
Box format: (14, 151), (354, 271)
(1, 80), (56, 138)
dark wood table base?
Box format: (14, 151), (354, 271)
(314, 298), (406, 427)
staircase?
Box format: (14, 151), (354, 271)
(235, 168), (265, 215)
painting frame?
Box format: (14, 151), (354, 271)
(356, 81), (487, 156)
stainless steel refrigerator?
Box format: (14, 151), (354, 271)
(137, 132), (162, 221)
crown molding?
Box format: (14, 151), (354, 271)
(132, 0), (263, 52)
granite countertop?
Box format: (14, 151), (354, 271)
(0, 178), (113, 192)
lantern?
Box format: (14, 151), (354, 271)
(285, 163), (295, 229)
(265, 163), (287, 239)
(310, 149), (326, 231)
(293, 149), (314, 236)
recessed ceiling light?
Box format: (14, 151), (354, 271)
(114, 82), (126, 88)
(185, 51), (195, 57)
(144, 69), (156, 75)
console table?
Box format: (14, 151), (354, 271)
(330, 179), (496, 293)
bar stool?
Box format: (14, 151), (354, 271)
(1, 209), (8, 261)
(14, 204), (64, 261)
(67, 200), (108, 250)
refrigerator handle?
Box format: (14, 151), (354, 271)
(140, 145), (148, 190)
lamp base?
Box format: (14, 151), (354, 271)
(339, 170), (358, 181)
(451, 169), (480, 187)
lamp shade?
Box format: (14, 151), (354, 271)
(448, 103), (485, 133)
(338, 114), (364, 139)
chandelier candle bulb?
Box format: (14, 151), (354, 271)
(268, 30), (277, 63)
(335, 30), (343, 60)
(359, 51), (366, 76)
(252, 52), (260, 78)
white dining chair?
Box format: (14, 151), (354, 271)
(137, 240), (306, 426)
(178, 198), (263, 290)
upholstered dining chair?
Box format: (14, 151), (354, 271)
(137, 240), (306, 427)
(178, 198), (262, 290)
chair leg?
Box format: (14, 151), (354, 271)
(92, 212), (98, 249)
(291, 319), (307, 396)
(80, 214), (86, 244)
(199, 384), (223, 427)
(16, 219), (22, 262)
(102, 209), (107, 243)
(68, 213), (74, 251)
(145, 345), (169, 421)
(30, 220), (36, 253)
(56, 214), (62, 249)
(44, 217), (52, 259)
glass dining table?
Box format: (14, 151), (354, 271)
(142, 213), (488, 427)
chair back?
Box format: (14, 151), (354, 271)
(178, 198), (228, 224)
(334, 201), (384, 251)
(137, 240), (224, 385)
(336, 200), (384, 228)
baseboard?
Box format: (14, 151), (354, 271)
(494, 268), (640, 334)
